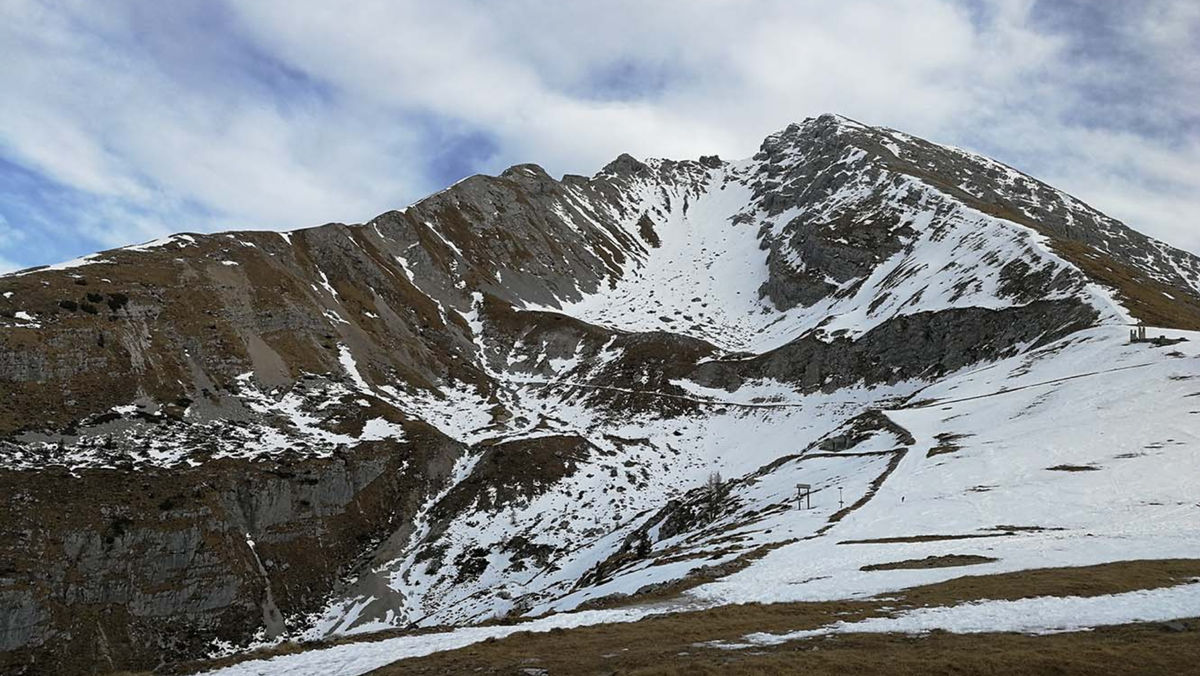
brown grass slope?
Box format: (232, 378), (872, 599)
(340, 560), (1200, 675)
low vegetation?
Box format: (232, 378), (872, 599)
(376, 559), (1200, 675)
(176, 559), (1200, 675)
(860, 554), (997, 571)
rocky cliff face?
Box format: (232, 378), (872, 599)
(0, 423), (466, 674)
(3, 114), (1200, 674)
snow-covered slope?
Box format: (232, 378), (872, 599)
(692, 325), (1200, 606)
(203, 323), (1200, 675)
(3, 114), (1200, 675)
(533, 117), (1134, 353)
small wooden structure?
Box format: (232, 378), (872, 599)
(796, 483), (813, 510)
(1130, 322), (1149, 343)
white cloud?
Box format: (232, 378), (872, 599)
(0, 0), (429, 243)
(231, 0), (1027, 168)
(0, 0), (1197, 266)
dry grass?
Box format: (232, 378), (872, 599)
(837, 533), (1012, 545)
(624, 623), (1200, 676)
(372, 599), (885, 676)
(926, 432), (972, 458)
(1048, 238), (1200, 331)
(381, 615), (1200, 676)
(370, 559), (1200, 676)
(861, 554), (997, 571)
(896, 559), (1200, 607)
(1046, 464), (1101, 472)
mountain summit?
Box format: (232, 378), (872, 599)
(3, 116), (1199, 674)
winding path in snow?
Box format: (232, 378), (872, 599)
(509, 357), (1160, 413)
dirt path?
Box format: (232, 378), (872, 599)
(903, 361), (1157, 409)
(509, 378), (814, 409)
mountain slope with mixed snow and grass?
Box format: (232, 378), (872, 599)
(1, 115), (1198, 675)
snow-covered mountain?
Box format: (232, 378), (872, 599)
(2, 114), (1199, 674)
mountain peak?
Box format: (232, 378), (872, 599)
(755, 113), (871, 158)
(6, 115), (1200, 673)
(499, 162), (552, 181)
(600, 152), (652, 177)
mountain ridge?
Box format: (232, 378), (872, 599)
(2, 114), (1199, 674)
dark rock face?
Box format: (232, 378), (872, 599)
(0, 424), (464, 675)
(475, 295), (719, 397)
(761, 115), (1200, 327)
(431, 435), (595, 527)
(759, 204), (918, 310)
(0, 227), (479, 439)
(365, 156), (710, 312)
(736, 114), (1200, 326)
(691, 299), (1100, 392)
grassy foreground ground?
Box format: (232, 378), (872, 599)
(170, 559), (1200, 675)
(368, 559), (1200, 676)
(377, 621), (1200, 675)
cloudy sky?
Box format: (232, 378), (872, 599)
(1, 0), (1197, 272)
